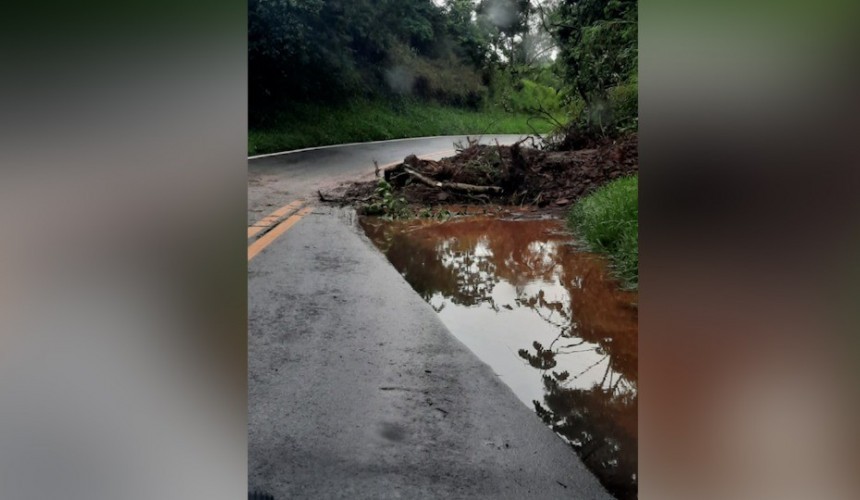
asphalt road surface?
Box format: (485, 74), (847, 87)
(247, 136), (612, 499)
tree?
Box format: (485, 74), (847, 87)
(554, 0), (637, 103)
(444, 0), (495, 67)
(248, 0), (496, 123)
(476, 0), (534, 67)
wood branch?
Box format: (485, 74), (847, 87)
(385, 155), (440, 186)
(403, 167), (502, 195)
(501, 141), (528, 195)
(318, 190), (372, 204)
(465, 193), (491, 204)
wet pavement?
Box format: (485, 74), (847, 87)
(248, 206), (613, 499)
(362, 215), (638, 499)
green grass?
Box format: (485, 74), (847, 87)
(249, 100), (559, 155)
(567, 175), (638, 288)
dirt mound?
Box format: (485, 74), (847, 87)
(325, 133), (638, 213)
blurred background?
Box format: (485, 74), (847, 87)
(0, 0), (858, 499)
(640, 1), (860, 498)
(0, 1), (247, 499)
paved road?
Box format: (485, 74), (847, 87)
(247, 137), (611, 499)
(248, 134), (537, 219)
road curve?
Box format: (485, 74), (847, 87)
(248, 134), (534, 222)
(247, 137), (612, 499)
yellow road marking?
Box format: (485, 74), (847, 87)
(247, 148), (456, 261)
(248, 206), (314, 261)
(248, 200), (304, 238)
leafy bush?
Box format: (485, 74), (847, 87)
(487, 66), (566, 114)
(542, 73), (637, 150)
(364, 179), (411, 219)
(555, 0), (637, 106)
(606, 75), (638, 133)
(386, 43), (488, 108)
(505, 78), (563, 113)
(567, 175), (638, 287)
(546, 0), (637, 143)
(576, 76), (638, 137)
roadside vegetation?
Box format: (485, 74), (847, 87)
(567, 175), (638, 288)
(249, 100), (560, 155)
(249, 0), (571, 154)
(552, 0), (638, 289)
(252, 0), (639, 287)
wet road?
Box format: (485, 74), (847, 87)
(247, 137), (612, 499)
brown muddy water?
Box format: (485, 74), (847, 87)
(361, 215), (638, 500)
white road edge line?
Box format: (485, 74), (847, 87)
(247, 134), (531, 160)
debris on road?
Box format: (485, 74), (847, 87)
(319, 133), (638, 215)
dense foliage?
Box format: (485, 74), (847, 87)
(250, 0), (491, 124)
(555, 0), (637, 102)
(554, 0), (638, 134)
(249, 0), (560, 124)
(248, 99), (554, 155)
(250, 0), (638, 140)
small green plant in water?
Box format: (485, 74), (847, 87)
(435, 209), (452, 222)
(415, 206), (452, 221)
(365, 179), (411, 219)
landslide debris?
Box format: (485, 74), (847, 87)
(321, 133), (638, 214)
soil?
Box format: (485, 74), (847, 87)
(320, 133), (638, 215)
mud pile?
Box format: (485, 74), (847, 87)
(327, 133), (638, 212)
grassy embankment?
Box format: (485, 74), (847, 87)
(567, 175), (639, 288)
(249, 100), (558, 156)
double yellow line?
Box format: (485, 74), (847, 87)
(247, 147), (456, 262)
(248, 200), (313, 261)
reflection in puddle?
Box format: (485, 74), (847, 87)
(361, 216), (638, 499)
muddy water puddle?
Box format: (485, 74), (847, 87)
(361, 215), (638, 499)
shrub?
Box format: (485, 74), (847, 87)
(247, 100), (554, 155)
(386, 43), (487, 108)
(567, 176), (638, 287)
(363, 180), (411, 219)
(543, 74), (637, 150)
(606, 75), (638, 133)
(506, 78), (564, 113)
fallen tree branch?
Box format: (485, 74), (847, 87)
(465, 193), (491, 204)
(403, 167), (503, 195)
(318, 189), (373, 204)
